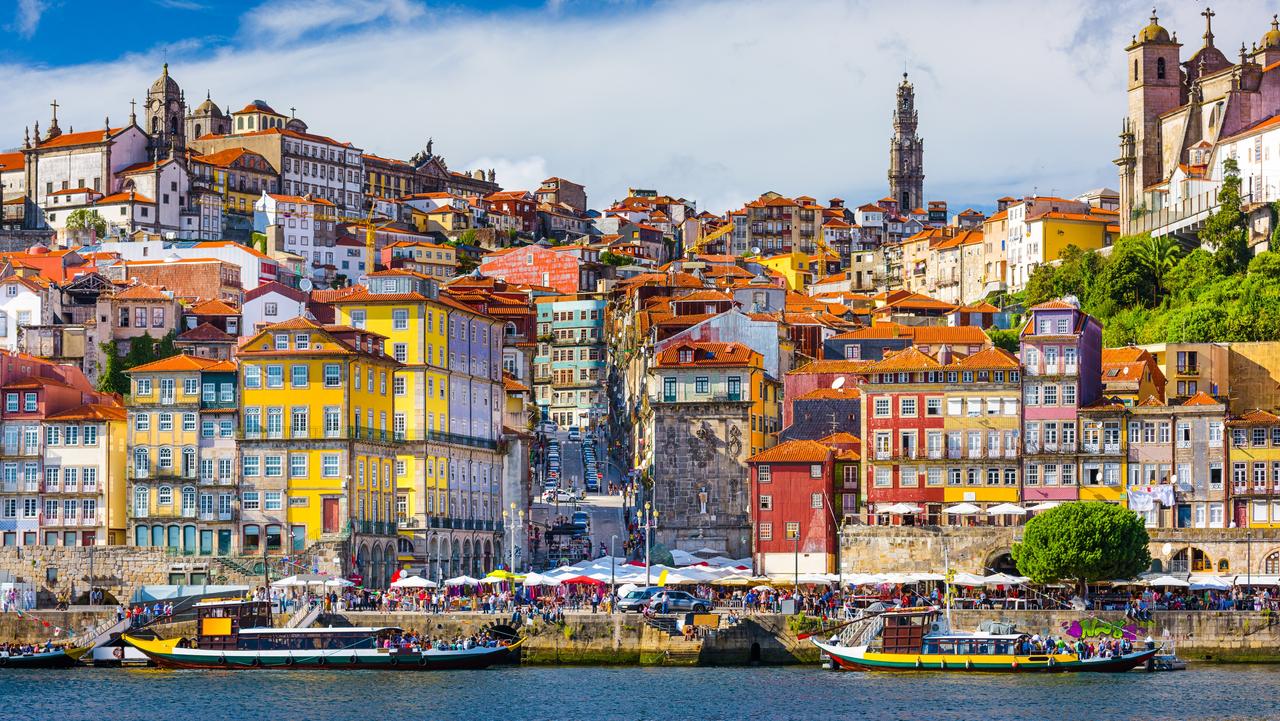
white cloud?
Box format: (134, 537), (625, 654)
(1, 0), (1271, 212)
(241, 0), (425, 44)
(14, 0), (46, 38)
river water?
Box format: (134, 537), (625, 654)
(2, 665), (1275, 721)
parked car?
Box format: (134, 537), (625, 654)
(567, 427), (581, 441)
(543, 489), (576, 503)
(571, 510), (590, 530)
(649, 590), (713, 614)
(617, 587), (664, 613)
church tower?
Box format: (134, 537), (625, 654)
(888, 73), (924, 213)
(145, 64), (187, 160)
(1118, 10), (1182, 233)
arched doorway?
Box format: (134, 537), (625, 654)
(355, 543), (368, 584)
(383, 544), (396, 588)
(1170, 547), (1210, 573)
(1264, 551), (1280, 575)
(429, 537), (440, 580)
(463, 540), (473, 577)
(450, 539), (461, 578)
(371, 545), (384, 588)
(483, 540), (493, 574)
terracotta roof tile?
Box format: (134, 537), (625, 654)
(746, 439), (832, 464)
(1228, 409), (1280, 426)
(44, 403), (126, 421)
(1180, 391), (1222, 407)
(796, 387), (861, 400)
(653, 341), (759, 368)
(113, 283), (171, 301)
(127, 353), (236, 373)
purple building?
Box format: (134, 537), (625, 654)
(1019, 299), (1103, 502)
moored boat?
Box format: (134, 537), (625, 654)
(813, 606), (1158, 673)
(0, 646), (90, 669)
(123, 599), (518, 671)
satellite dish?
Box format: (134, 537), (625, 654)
(751, 246), (761, 255)
(831, 376), (846, 390)
(299, 278), (314, 292)
(356, 274), (369, 287)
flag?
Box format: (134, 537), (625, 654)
(657, 569), (668, 587)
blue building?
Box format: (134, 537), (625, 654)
(534, 295), (606, 429)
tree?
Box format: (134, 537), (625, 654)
(1200, 157), (1251, 276)
(985, 327), (1019, 354)
(125, 333), (156, 369)
(96, 342), (129, 396)
(250, 232), (268, 254)
(1012, 502), (1151, 597)
(154, 330), (178, 360)
(66, 209), (108, 238)
(1133, 233), (1182, 303)
(599, 250), (630, 267)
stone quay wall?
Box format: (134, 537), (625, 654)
(840, 525), (1280, 576)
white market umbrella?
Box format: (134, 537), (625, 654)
(521, 573), (561, 587)
(950, 572), (988, 587)
(324, 578), (354, 588)
(845, 573), (883, 587)
(983, 573), (1027, 587)
(906, 572), (945, 582)
(444, 575), (483, 587)
(987, 503), (1027, 516)
(1188, 575), (1232, 591)
(943, 503), (982, 515)
(390, 575), (437, 589)
(1027, 501), (1061, 511)
(1146, 575), (1190, 588)
(882, 503), (922, 515)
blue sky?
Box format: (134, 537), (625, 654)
(2, 1), (1273, 213)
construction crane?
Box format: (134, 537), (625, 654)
(685, 221), (735, 258)
(314, 212), (397, 283)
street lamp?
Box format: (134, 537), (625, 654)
(1247, 528), (1252, 594)
(504, 502), (525, 576)
(637, 502), (659, 588)
(787, 522), (800, 592)
(610, 533), (618, 611)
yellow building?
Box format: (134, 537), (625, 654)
(126, 354), (239, 553)
(936, 349), (1023, 507)
(755, 250), (837, 292)
(330, 282), (452, 566)
(237, 318), (402, 586)
(188, 146), (279, 216)
(1078, 401), (1128, 503)
(42, 403), (128, 546)
(1227, 409), (1280, 529)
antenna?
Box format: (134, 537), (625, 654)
(831, 376), (846, 390)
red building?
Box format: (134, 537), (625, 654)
(746, 439), (837, 575)
(781, 359), (871, 427)
(485, 191), (539, 235)
(862, 348), (947, 523)
(478, 243), (600, 294)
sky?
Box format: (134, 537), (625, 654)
(0, 0), (1271, 214)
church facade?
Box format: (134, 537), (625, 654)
(1117, 8), (1280, 243)
(888, 73), (924, 215)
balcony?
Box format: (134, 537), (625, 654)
(946, 448), (962, 459)
(1004, 449), (1019, 459)
(353, 520), (399, 536)
(875, 450), (891, 461)
(552, 377), (602, 389)
(1, 443), (41, 457)
(201, 397), (238, 410)
(397, 430), (498, 451)
(1176, 366), (1199, 377)
(927, 449), (943, 460)
(967, 449), (983, 459)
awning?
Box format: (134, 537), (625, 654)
(881, 503), (923, 514)
(943, 503), (982, 515)
(987, 503), (1027, 515)
(443, 575), (483, 587)
(1145, 575), (1190, 587)
(950, 572), (988, 586)
(389, 575), (437, 589)
(1026, 501), (1061, 511)
(983, 573), (1028, 587)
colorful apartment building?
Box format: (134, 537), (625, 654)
(862, 347), (1022, 524)
(1019, 300), (1103, 504)
(126, 354), (239, 555)
(534, 295), (606, 430)
(478, 243), (601, 294)
(236, 319), (401, 586)
(40, 403), (127, 546)
(1227, 409), (1280, 529)
(747, 439), (837, 575)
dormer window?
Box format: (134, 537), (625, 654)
(678, 349), (693, 364)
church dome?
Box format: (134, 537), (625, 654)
(194, 94), (223, 118)
(149, 63), (180, 97)
(1136, 10), (1171, 44)
(1261, 15), (1280, 50)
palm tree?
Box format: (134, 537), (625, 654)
(1136, 233), (1181, 303)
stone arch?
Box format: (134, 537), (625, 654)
(463, 539), (473, 576)
(1263, 549), (1280, 575)
(429, 537), (440, 579)
(450, 538), (461, 577)
(1170, 546), (1211, 573)
(384, 543), (396, 588)
(483, 540), (493, 574)
(371, 545), (384, 588)
(983, 548), (1018, 575)
(355, 542), (369, 584)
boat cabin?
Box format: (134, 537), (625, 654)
(195, 600), (274, 651)
(876, 609), (938, 653)
(230, 627), (405, 651)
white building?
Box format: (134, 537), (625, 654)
(0, 276), (44, 351)
(90, 239), (282, 290)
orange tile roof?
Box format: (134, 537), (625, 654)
(955, 301), (999, 313)
(785, 359), (875, 375)
(817, 431), (860, 446)
(867, 347), (943, 373)
(32, 128), (124, 149)
(830, 323), (988, 345)
(127, 353), (236, 373)
(189, 298), (240, 315)
(950, 346), (1020, 370)
(113, 283), (171, 301)
(503, 377), (531, 393)
(0, 152), (22, 172)
(675, 290), (734, 303)
(1030, 299), (1077, 311)
(653, 341), (759, 368)
(265, 193), (334, 206)
(1180, 391), (1221, 407)
(1228, 409), (1280, 426)
(746, 439), (832, 464)
(96, 191), (154, 205)
(192, 146), (274, 170)
(44, 403), (126, 422)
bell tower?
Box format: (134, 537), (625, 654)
(1120, 9), (1183, 231)
(888, 73), (924, 214)
(145, 64), (187, 160)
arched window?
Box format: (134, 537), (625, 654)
(151, 117), (160, 133)
(134, 486), (149, 517)
(1265, 552), (1280, 575)
(158, 485), (173, 506)
(182, 447), (196, 478)
(158, 447), (173, 469)
(133, 448), (150, 477)
(1133, 59), (1139, 81)
(194, 123), (202, 138)
(1156, 57), (1166, 80)
(181, 486), (196, 516)
(134, 525), (148, 547)
(1217, 558), (1230, 573)
(170, 116), (178, 135)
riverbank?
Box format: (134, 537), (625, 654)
(5, 608), (1280, 664)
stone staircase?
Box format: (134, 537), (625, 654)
(643, 615), (704, 665)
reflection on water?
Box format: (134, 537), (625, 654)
(3, 664), (1278, 721)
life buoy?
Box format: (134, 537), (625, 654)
(1011, 660), (1019, 671)
(965, 658), (974, 671)
(350, 653), (359, 665)
(219, 654), (227, 666)
(316, 656), (326, 666)
(914, 657), (922, 669)
(113, 647), (125, 660)
(1047, 656), (1056, 668)
(286, 655), (295, 666)
(419, 655), (429, 667)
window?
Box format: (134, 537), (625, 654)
(874, 467), (891, 488)
(392, 309), (409, 330)
(900, 398), (917, 417)
(694, 377), (709, 394)
(321, 454), (341, 477)
(242, 492), (260, 511)
(264, 456), (283, 477)
(926, 398), (941, 416)
(290, 365), (309, 388)
(758, 523), (772, 541)
(265, 491), (283, 511)
(785, 522), (800, 540)
(323, 364), (341, 387)
(266, 365), (284, 388)
(809, 464), (823, 479)
(759, 495), (772, 510)
(811, 492), (824, 510)
(757, 465), (771, 483)
(244, 365), (261, 388)
(873, 397), (890, 417)
(157, 486), (173, 505)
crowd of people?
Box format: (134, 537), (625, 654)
(0, 641), (55, 656)
(381, 629), (510, 653)
(117, 601), (175, 627)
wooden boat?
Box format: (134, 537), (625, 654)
(0, 646), (90, 669)
(123, 599), (518, 671)
(813, 607), (1158, 673)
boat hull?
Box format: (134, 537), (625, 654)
(813, 641), (1158, 673)
(124, 635), (517, 671)
(0, 646), (90, 669)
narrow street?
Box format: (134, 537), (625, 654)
(528, 431), (627, 568)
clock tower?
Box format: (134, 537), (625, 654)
(888, 72), (924, 213)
